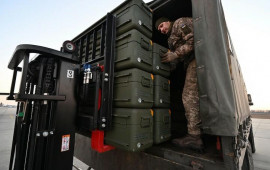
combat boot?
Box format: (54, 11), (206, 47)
(172, 134), (204, 152)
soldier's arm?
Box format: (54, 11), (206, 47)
(174, 40), (194, 59)
(174, 18), (194, 59)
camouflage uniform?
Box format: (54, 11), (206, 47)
(168, 17), (201, 135)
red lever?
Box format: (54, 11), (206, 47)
(99, 65), (104, 72)
(91, 130), (115, 153)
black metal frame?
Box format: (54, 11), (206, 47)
(74, 13), (116, 131)
(7, 44), (78, 101)
(99, 13), (116, 130)
(221, 117), (254, 170)
(7, 44), (79, 170)
(6, 67), (21, 100)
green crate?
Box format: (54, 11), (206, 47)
(114, 0), (152, 38)
(114, 68), (153, 108)
(153, 109), (171, 144)
(105, 108), (153, 151)
(115, 29), (152, 72)
(153, 75), (170, 108)
(152, 43), (170, 78)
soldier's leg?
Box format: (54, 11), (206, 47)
(182, 59), (201, 135)
(172, 59), (203, 151)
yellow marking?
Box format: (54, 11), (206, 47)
(150, 109), (154, 117)
(150, 40), (153, 46)
(151, 74), (154, 80)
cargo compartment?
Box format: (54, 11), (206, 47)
(152, 43), (170, 78)
(105, 108), (153, 152)
(113, 68), (153, 108)
(115, 29), (152, 72)
(153, 75), (170, 108)
(153, 109), (171, 144)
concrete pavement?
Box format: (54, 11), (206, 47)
(252, 118), (270, 170)
(0, 107), (16, 170)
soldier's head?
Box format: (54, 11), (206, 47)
(155, 17), (170, 34)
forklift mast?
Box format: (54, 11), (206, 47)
(7, 13), (116, 170)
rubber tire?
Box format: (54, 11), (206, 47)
(242, 142), (254, 170)
(248, 125), (256, 153)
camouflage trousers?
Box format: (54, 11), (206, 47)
(182, 59), (201, 135)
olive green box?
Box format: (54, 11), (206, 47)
(152, 43), (170, 78)
(153, 75), (170, 108)
(114, 68), (153, 108)
(115, 29), (152, 72)
(114, 0), (152, 38)
(153, 109), (171, 144)
(105, 108), (153, 152)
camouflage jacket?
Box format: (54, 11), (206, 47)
(168, 17), (194, 63)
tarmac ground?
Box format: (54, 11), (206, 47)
(1, 107), (270, 170)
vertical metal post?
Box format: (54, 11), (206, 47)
(85, 34), (90, 63)
(8, 103), (20, 170)
(19, 53), (29, 95)
(7, 67), (22, 100)
(91, 30), (97, 60)
(99, 13), (116, 130)
(13, 103), (24, 170)
(79, 39), (83, 63)
(100, 23), (106, 56)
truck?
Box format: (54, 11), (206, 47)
(5, 0), (255, 169)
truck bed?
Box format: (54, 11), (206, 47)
(74, 133), (226, 170)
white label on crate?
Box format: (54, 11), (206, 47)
(61, 134), (70, 152)
(67, 70), (74, 78)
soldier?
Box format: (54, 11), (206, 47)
(155, 17), (203, 151)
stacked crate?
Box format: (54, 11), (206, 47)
(104, 0), (154, 152)
(152, 43), (171, 144)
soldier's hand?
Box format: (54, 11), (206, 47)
(161, 52), (178, 63)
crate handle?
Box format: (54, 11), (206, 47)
(114, 73), (132, 78)
(158, 65), (170, 72)
(117, 19), (132, 28)
(113, 98), (130, 102)
(141, 117), (151, 128)
(162, 82), (169, 91)
(159, 49), (167, 57)
(140, 38), (149, 51)
(141, 76), (151, 87)
(116, 33), (132, 42)
(113, 114), (130, 118)
(141, 99), (153, 103)
(115, 57), (130, 63)
(139, 58), (152, 66)
(141, 22), (152, 32)
(161, 99), (170, 104)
